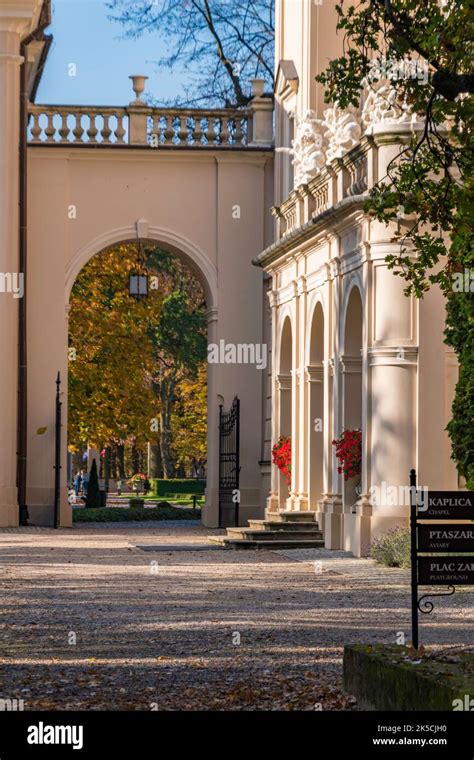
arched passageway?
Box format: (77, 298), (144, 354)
(341, 286), (363, 513)
(67, 242), (209, 498)
(277, 316), (292, 509)
(307, 302), (325, 511)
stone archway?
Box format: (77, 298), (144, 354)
(26, 226), (220, 528)
(62, 232), (217, 512)
(340, 285), (363, 514)
(276, 315), (292, 509)
(65, 225), (218, 310)
(307, 301), (325, 511)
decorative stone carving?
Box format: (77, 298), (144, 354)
(291, 110), (326, 187)
(323, 104), (362, 163)
(361, 76), (421, 133)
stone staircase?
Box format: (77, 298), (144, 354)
(208, 511), (325, 550)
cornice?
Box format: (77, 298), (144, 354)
(253, 194), (369, 271)
(0, 0), (45, 36)
(368, 346), (418, 367)
(339, 354), (363, 374)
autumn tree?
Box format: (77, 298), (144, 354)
(172, 365), (207, 476)
(146, 250), (207, 477)
(317, 0), (474, 486)
(68, 245), (208, 479)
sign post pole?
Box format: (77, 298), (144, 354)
(409, 468), (419, 650)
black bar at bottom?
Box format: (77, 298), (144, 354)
(0, 711), (472, 758)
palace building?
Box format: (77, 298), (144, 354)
(252, 0), (458, 555)
(0, 0), (459, 557)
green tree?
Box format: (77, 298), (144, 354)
(317, 0), (474, 486)
(148, 277), (207, 477)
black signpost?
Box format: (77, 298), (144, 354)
(417, 524), (474, 553)
(410, 469), (474, 649)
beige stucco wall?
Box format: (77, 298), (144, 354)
(0, 0), (46, 528)
(23, 146), (273, 527)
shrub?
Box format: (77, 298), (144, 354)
(85, 459), (101, 508)
(73, 506), (199, 522)
(371, 527), (411, 569)
(150, 478), (206, 496)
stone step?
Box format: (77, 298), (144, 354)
(225, 527), (323, 541)
(267, 511), (318, 523)
(208, 536), (325, 550)
(247, 520), (321, 532)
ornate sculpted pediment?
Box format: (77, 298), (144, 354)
(292, 105), (363, 188)
(361, 61), (423, 132)
(323, 104), (362, 164)
(291, 110), (326, 187)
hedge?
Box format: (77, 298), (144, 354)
(73, 506), (200, 522)
(150, 478), (206, 496)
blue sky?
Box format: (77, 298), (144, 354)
(37, 0), (187, 105)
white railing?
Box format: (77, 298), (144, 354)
(28, 106), (128, 144)
(27, 104), (256, 148)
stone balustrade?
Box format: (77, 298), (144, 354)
(272, 141), (371, 239)
(27, 103), (269, 148)
(28, 105), (129, 145)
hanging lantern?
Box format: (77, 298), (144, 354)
(128, 273), (148, 298)
(128, 241), (148, 299)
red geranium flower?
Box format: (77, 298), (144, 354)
(332, 429), (362, 481)
(272, 436), (292, 486)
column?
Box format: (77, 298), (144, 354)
(367, 246), (418, 549)
(293, 275), (309, 510)
(266, 289), (280, 513)
(321, 259), (343, 548)
(306, 365), (324, 510)
(277, 372), (292, 509)
(202, 307), (220, 526)
(0, 3), (42, 526)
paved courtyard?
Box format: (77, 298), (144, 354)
(0, 522), (472, 710)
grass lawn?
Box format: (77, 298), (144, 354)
(73, 506), (201, 522)
(116, 494), (204, 506)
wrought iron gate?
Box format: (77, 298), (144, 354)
(218, 397), (240, 527)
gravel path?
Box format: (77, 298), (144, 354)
(0, 523), (472, 711)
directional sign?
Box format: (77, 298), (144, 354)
(418, 556), (474, 585)
(417, 523), (474, 553)
(417, 490), (474, 520)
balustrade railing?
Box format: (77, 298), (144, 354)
(273, 147), (369, 239)
(28, 106), (128, 145)
(27, 104), (253, 148)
